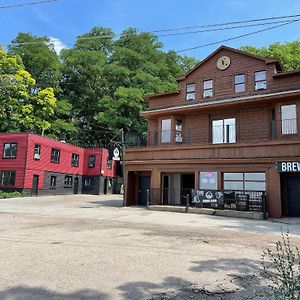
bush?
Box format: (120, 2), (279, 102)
(0, 190), (23, 199)
(262, 230), (300, 300)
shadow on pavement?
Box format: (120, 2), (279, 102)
(0, 286), (108, 300)
(118, 258), (271, 300)
(82, 199), (123, 208)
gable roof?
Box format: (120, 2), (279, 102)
(176, 45), (282, 81)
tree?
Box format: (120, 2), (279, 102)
(0, 49), (57, 134)
(240, 41), (300, 71)
(8, 33), (61, 89)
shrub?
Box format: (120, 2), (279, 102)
(0, 190), (23, 199)
(262, 230), (300, 300)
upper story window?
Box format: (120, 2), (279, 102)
(281, 104), (297, 135)
(254, 71), (266, 91)
(234, 74), (245, 93)
(212, 118), (236, 144)
(0, 170), (16, 186)
(71, 153), (79, 167)
(175, 120), (183, 143)
(186, 83), (196, 101)
(88, 155), (96, 168)
(50, 148), (60, 164)
(34, 144), (41, 160)
(3, 143), (17, 158)
(161, 119), (172, 143)
(203, 80), (213, 98)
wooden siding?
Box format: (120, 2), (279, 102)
(0, 133), (27, 189)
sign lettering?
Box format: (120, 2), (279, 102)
(277, 162), (300, 172)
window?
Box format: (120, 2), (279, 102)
(50, 176), (56, 188)
(281, 104), (297, 135)
(223, 172), (265, 191)
(254, 71), (266, 90)
(64, 175), (73, 187)
(3, 143), (17, 158)
(186, 83), (196, 101)
(175, 120), (183, 143)
(88, 155), (96, 168)
(0, 170), (16, 186)
(106, 159), (112, 170)
(33, 144), (41, 160)
(199, 172), (217, 190)
(212, 118), (236, 144)
(161, 119), (171, 143)
(50, 148), (60, 163)
(71, 153), (79, 167)
(203, 80), (213, 98)
(235, 74), (245, 93)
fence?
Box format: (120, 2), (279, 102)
(148, 187), (266, 214)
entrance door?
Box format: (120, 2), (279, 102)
(287, 175), (300, 217)
(31, 175), (39, 196)
(73, 177), (79, 194)
(162, 175), (169, 205)
(138, 176), (150, 206)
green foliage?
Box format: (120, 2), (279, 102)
(0, 190), (23, 199)
(262, 230), (300, 300)
(0, 49), (57, 134)
(8, 33), (61, 88)
(240, 41), (300, 71)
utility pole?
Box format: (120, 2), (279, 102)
(121, 128), (126, 206)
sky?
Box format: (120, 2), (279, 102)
(0, 0), (300, 60)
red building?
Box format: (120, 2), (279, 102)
(0, 133), (117, 196)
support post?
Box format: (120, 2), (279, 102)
(186, 194), (190, 213)
(121, 128), (126, 207)
(262, 192), (267, 220)
(146, 189), (150, 209)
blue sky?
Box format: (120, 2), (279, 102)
(0, 0), (299, 59)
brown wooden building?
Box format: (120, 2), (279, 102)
(124, 45), (300, 218)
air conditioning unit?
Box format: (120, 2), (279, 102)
(34, 153), (40, 160)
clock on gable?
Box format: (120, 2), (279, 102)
(217, 56), (231, 70)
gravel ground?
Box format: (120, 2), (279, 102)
(0, 194), (299, 300)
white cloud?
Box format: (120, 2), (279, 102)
(49, 37), (67, 54)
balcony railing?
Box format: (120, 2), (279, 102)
(125, 118), (299, 149)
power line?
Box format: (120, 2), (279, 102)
(151, 13), (300, 33)
(0, 0), (59, 9)
(176, 19), (300, 53)
(3, 13), (300, 47)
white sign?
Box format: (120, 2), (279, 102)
(113, 147), (120, 161)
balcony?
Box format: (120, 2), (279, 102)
(126, 119), (299, 148)
(125, 119), (300, 162)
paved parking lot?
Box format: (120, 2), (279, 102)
(0, 194), (299, 299)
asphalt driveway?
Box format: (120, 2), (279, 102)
(0, 194), (299, 299)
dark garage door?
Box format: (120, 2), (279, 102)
(287, 175), (300, 217)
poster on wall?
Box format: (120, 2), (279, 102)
(192, 189), (224, 208)
(199, 172), (217, 190)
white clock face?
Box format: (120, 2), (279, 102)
(217, 56), (231, 70)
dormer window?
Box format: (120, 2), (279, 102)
(254, 71), (267, 90)
(203, 80), (213, 98)
(186, 83), (196, 101)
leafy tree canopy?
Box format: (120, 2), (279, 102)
(240, 41), (300, 71)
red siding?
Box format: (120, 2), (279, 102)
(0, 133), (28, 189)
(0, 133), (117, 190)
